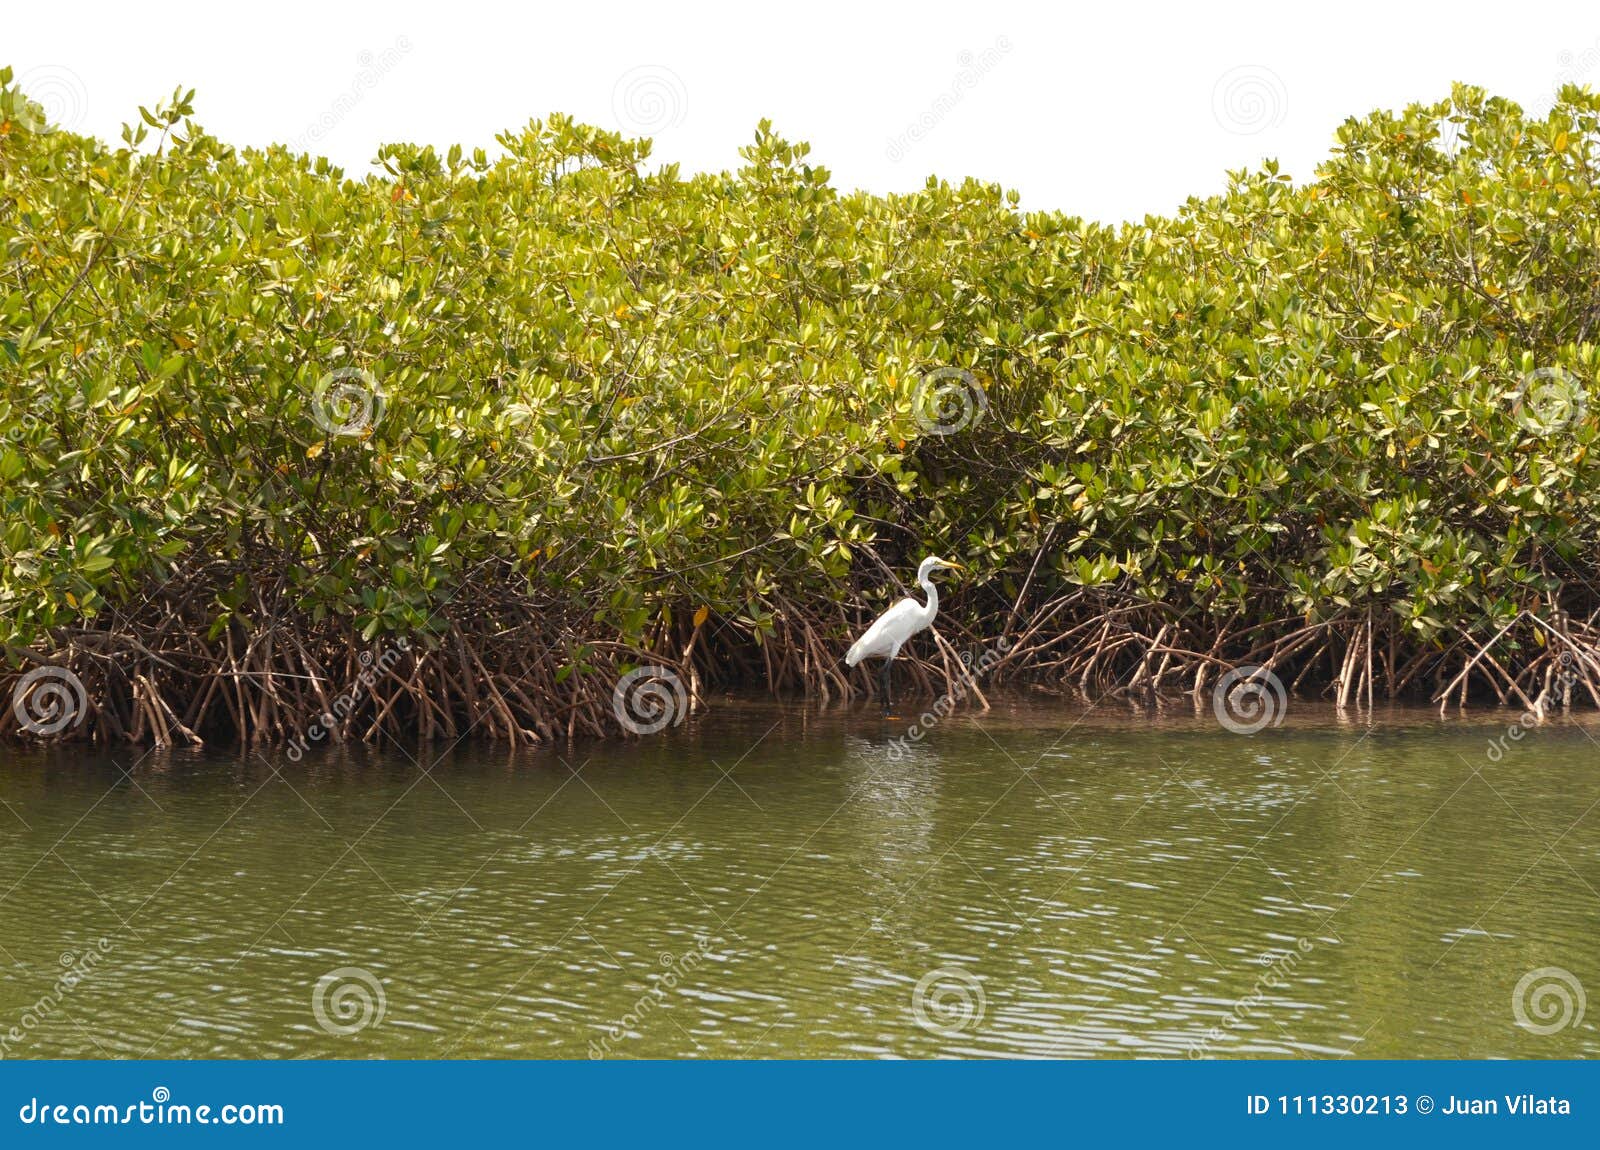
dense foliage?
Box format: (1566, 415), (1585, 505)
(3, 72), (1600, 742)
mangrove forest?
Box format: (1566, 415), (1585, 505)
(3, 72), (1600, 746)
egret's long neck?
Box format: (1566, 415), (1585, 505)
(918, 574), (940, 625)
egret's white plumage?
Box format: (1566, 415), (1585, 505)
(845, 556), (963, 705)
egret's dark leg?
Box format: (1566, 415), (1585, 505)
(879, 657), (894, 711)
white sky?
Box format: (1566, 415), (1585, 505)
(8, 0), (1598, 222)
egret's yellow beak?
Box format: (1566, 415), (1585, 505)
(940, 559), (965, 571)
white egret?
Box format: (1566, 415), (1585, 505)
(845, 556), (964, 707)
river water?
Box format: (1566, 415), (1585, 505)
(1, 698), (1596, 1059)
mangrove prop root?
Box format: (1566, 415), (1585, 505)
(6, 581), (1600, 747)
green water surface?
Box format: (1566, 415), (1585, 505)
(1, 699), (1596, 1058)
